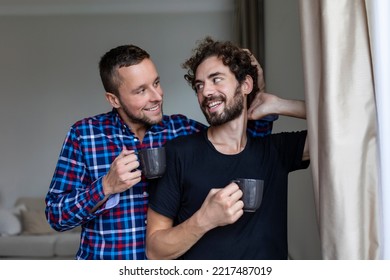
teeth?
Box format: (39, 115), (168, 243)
(145, 105), (159, 111)
(208, 101), (222, 108)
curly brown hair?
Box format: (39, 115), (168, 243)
(182, 36), (259, 107)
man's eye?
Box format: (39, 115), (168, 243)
(154, 80), (160, 87)
(195, 84), (203, 91)
(213, 77), (222, 83)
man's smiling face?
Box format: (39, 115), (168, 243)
(195, 56), (244, 126)
(115, 58), (164, 127)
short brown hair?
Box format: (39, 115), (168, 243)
(99, 45), (150, 96)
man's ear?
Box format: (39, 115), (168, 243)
(105, 92), (121, 108)
(242, 75), (254, 96)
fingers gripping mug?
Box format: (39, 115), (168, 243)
(232, 178), (264, 212)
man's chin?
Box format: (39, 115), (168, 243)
(204, 111), (224, 126)
(146, 115), (163, 125)
(128, 115), (163, 127)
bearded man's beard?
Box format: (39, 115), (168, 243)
(201, 86), (244, 126)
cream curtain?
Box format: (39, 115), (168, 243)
(367, 0), (390, 259)
(299, 0), (380, 259)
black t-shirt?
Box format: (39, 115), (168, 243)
(149, 130), (309, 260)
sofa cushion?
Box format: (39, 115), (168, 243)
(0, 197), (82, 259)
(0, 209), (22, 236)
(0, 235), (56, 257)
(14, 196), (56, 235)
(54, 233), (80, 257)
(15, 197), (45, 211)
(21, 209), (56, 235)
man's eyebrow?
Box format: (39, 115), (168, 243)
(131, 75), (160, 93)
(131, 85), (145, 93)
(194, 72), (223, 84)
(208, 72), (222, 79)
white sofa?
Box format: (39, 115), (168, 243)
(0, 197), (80, 259)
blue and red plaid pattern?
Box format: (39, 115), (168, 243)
(45, 109), (273, 259)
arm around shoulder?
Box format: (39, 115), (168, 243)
(277, 97), (306, 119)
(248, 92), (306, 120)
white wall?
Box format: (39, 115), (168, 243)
(0, 0), (321, 259)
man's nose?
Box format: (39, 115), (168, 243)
(202, 81), (215, 98)
(150, 87), (163, 101)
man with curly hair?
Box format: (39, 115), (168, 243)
(146, 37), (309, 260)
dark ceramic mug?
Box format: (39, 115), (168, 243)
(138, 147), (166, 179)
(232, 178), (264, 212)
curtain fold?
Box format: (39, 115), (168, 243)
(234, 0), (265, 68)
(299, 0), (380, 259)
(366, 0), (390, 260)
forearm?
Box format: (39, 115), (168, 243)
(276, 98), (306, 119)
(248, 92), (306, 121)
(147, 186), (242, 259)
(146, 210), (210, 260)
(46, 176), (108, 231)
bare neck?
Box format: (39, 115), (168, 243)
(207, 113), (248, 155)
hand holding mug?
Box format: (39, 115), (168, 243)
(103, 148), (142, 195)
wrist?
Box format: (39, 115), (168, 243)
(191, 209), (215, 234)
(102, 175), (113, 196)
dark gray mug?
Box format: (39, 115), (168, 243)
(232, 178), (264, 212)
(138, 147), (166, 179)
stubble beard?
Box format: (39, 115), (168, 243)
(120, 100), (163, 127)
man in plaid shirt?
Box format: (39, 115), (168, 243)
(45, 44), (275, 259)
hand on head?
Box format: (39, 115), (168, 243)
(243, 48), (265, 93)
(248, 92), (280, 120)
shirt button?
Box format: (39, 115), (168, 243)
(145, 220), (147, 225)
(143, 192), (147, 196)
